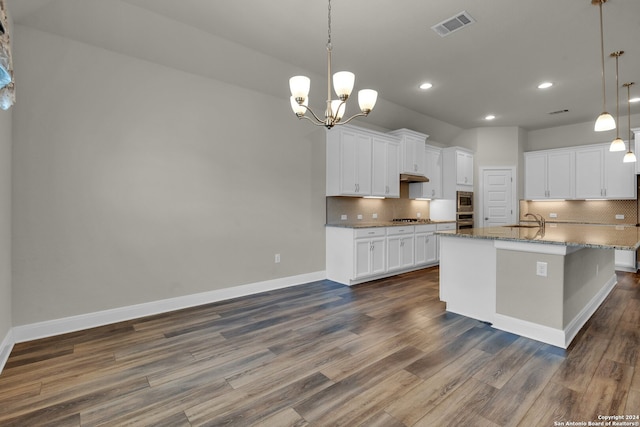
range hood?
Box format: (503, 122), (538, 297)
(400, 173), (429, 183)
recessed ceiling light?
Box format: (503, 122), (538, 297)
(485, 115), (496, 120)
(419, 82), (433, 90)
(538, 82), (553, 89)
(630, 97), (640, 103)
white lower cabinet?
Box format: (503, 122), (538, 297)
(354, 234), (386, 279)
(387, 226), (415, 271)
(326, 223), (454, 286)
(415, 224), (438, 266)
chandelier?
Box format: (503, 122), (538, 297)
(289, 0), (378, 129)
(593, 0), (616, 132)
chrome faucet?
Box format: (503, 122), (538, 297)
(525, 213), (545, 228)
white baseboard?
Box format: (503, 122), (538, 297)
(0, 328), (15, 374)
(493, 273), (617, 349)
(11, 270), (327, 344)
(563, 273), (617, 347)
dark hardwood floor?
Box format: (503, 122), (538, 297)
(1, 267), (639, 426)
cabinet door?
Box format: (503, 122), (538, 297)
(354, 239), (372, 278)
(371, 137), (388, 197)
(412, 137), (426, 176)
(575, 147), (604, 198)
(370, 238), (386, 275)
(386, 141), (400, 197)
(456, 151), (473, 185)
(425, 146), (442, 198)
(425, 233), (437, 264)
(387, 236), (402, 271)
(604, 148), (636, 199)
(400, 236), (415, 269)
(524, 153), (548, 199)
(415, 233), (437, 266)
(547, 151), (574, 199)
(340, 130), (372, 195)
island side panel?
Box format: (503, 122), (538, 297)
(563, 248), (616, 329)
(439, 236), (496, 323)
(496, 249), (564, 330)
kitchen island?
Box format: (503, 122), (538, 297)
(438, 223), (640, 348)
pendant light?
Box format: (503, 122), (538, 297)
(593, 0), (616, 132)
(623, 82), (636, 163)
(289, 0), (377, 129)
(609, 51), (625, 151)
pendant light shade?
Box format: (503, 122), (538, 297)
(593, 0), (616, 132)
(610, 137), (626, 152)
(623, 151), (636, 163)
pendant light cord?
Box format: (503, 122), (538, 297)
(598, 1), (607, 112)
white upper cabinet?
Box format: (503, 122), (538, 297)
(442, 147), (474, 199)
(326, 127), (372, 196)
(371, 135), (400, 198)
(524, 149), (574, 199)
(327, 125), (401, 198)
(388, 129), (428, 176)
(409, 145), (442, 199)
(526, 143), (635, 201)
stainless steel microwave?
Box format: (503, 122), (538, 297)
(456, 191), (473, 213)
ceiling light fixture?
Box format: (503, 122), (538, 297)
(485, 115), (496, 121)
(538, 82), (553, 89)
(623, 82), (636, 163)
(419, 83), (433, 90)
(609, 51), (625, 152)
(289, 0), (377, 129)
(593, 0), (616, 132)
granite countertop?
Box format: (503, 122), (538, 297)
(438, 222), (640, 251)
(326, 220), (456, 229)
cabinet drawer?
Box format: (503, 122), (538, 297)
(354, 228), (386, 238)
(436, 223), (456, 231)
(386, 226), (415, 236)
(415, 224), (437, 233)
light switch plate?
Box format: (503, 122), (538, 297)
(616, 214), (624, 220)
(536, 261), (548, 277)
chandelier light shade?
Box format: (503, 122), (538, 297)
(593, 0), (616, 132)
(609, 51), (626, 151)
(289, 0), (378, 129)
(623, 82), (636, 163)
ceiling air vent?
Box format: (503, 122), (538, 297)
(548, 109), (569, 115)
(431, 11), (476, 37)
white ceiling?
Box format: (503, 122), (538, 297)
(7, 0), (640, 131)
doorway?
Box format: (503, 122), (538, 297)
(480, 167), (517, 227)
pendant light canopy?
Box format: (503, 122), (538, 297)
(593, 0), (616, 132)
(623, 82), (636, 163)
(289, 0), (377, 129)
(609, 51), (626, 151)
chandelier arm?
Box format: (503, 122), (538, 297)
(338, 112), (370, 126)
(298, 105), (326, 125)
(298, 115), (329, 127)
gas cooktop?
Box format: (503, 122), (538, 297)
(391, 218), (433, 223)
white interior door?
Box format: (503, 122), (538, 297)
(482, 169), (515, 227)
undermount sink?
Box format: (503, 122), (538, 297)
(502, 224), (539, 228)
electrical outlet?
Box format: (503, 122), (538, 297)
(341, 214), (347, 220)
(275, 254), (281, 263)
(536, 261), (548, 277)
(357, 214), (363, 220)
(417, 212), (421, 218)
(549, 213), (558, 218)
(372, 213), (378, 219)
(616, 214), (624, 220)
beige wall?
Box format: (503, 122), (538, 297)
(527, 114), (640, 151)
(0, 105), (11, 343)
(11, 26), (330, 325)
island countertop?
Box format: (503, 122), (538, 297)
(437, 222), (640, 251)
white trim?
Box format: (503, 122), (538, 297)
(563, 273), (617, 347)
(492, 273), (617, 348)
(492, 313), (567, 348)
(12, 270), (326, 344)
(0, 328), (14, 374)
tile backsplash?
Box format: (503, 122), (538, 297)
(326, 183), (430, 224)
(519, 199), (638, 225)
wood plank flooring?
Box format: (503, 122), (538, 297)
(1, 267), (639, 426)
